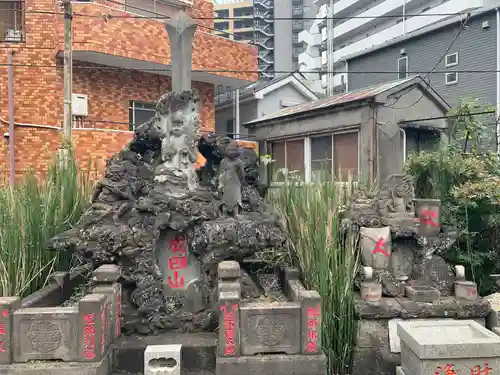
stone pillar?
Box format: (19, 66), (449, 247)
(218, 261), (241, 357)
(0, 297), (21, 364)
(360, 267), (382, 302)
(300, 290), (322, 355)
(218, 261), (241, 298)
(78, 294), (109, 362)
(164, 12), (197, 93)
(92, 264), (122, 340)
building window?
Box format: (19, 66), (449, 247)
(270, 132), (358, 183)
(398, 56), (408, 79)
(0, 0), (24, 42)
(311, 132), (358, 181)
(445, 52), (459, 67)
(270, 139), (305, 181)
(129, 101), (156, 131)
(226, 119), (234, 138)
(445, 72), (459, 85)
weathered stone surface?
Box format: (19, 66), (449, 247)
(405, 286), (440, 303)
(398, 319), (500, 359)
(0, 297), (21, 365)
(239, 304), (300, 356)
(216, 353), (327, 375)
(0, 347), (112, 375)
(48, 127), (286, 335)
(12, 307), (79, 362)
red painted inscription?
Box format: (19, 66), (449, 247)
(115, 288), (122, 338)
(100, 305), (106, 355)
(1, 311), (7, 318)
(466, 287), (477, 297)
(435, 364), (457, 375)
(306, 304), (320, 353)
(0, 320), (6, 354)
(167, 236), (188, 289)
(220, 304), (238, 356)
(83, 313), (96, 360)
(372, 237), (389, 257)
(420, 209), (440, 227)
(470, 363), (492, 375)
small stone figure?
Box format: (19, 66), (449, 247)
(91, 164), (134, 224)
(218, 143), (245, 216)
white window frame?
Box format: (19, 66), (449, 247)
(445, 52), (459, 68)
(445, 72), (459, 85)
(129, 100), (156, 131)
(397, 56), (409, 79)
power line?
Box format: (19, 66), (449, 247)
(1, 63), (500, 75)
(25, 8), (485, 21)
(387, 13), (471, 110)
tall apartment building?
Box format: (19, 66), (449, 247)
(299, 0), (495, 94)
(214, 0), (315, 80)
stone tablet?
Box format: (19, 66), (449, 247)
(398, 320), (500, 375)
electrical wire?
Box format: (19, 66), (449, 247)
(2, 63), (500, 75)
(386, 13), (471, 109)
(25, 7), (487, 21)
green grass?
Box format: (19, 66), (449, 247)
(268, 179), (359, 375)
(0, 149), (93, 297)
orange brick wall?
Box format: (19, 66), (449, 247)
(0, 0), (258, 180)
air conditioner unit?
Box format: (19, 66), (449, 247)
(72, 94), (89, 117)
(5, 29), (22, 42)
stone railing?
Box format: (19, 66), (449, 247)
(216, 261), (327, 375)
(0, 265), (121, 367)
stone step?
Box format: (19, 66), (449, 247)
(112, 332), (217, 375)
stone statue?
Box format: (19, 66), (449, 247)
(154, 90), (201, 192)
(91, 163), (134, 224)
(218, 143), (245, 216)
(377, 174), (415, 218)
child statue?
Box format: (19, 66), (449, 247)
(218, 143), (245, 216)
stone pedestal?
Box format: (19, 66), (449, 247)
(398, 320), (500, 375)
(351, 296), (491, 375)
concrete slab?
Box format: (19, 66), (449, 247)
(216, 353), (327, 375)
(0, 347), (111, 375)
(398, 319), (500, 359)
(388, 318), (486, 353)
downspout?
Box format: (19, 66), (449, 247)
(399, 127), (407, 165)
(345, 60), (349, 92)
(7, 51), (15, 187)
(370, 105), (375, 184)
(496, 8), (500, 152)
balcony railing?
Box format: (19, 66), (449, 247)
(0, 0), (24, 43)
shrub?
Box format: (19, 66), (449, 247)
(0, 149), (92, 297)
(269, 179), (358, 375)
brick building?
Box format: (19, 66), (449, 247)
(0, 0), (258, 180)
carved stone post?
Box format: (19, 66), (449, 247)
(164, 12), (197, 93)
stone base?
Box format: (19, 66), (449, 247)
(216, 354), (327, 375)
(0, 348), (111, 375)
(396, 366), (406, 375)
(113, 331), (217, 374)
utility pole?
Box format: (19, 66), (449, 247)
(7, 51), (15, 187)
(63, 0), (73, 143)
(326, 0), (334, 96)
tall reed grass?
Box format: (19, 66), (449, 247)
(269, 179), (359, 375)
(0, 150), (93, 297)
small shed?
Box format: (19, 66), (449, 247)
(243, 76), (451, 183)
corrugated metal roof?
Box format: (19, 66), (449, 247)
(245, 76), (416, 125)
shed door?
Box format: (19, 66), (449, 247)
(334, 132), (358, 180)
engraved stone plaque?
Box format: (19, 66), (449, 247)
(239, 303), (300, 355)
(13, 307), (79, 362)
